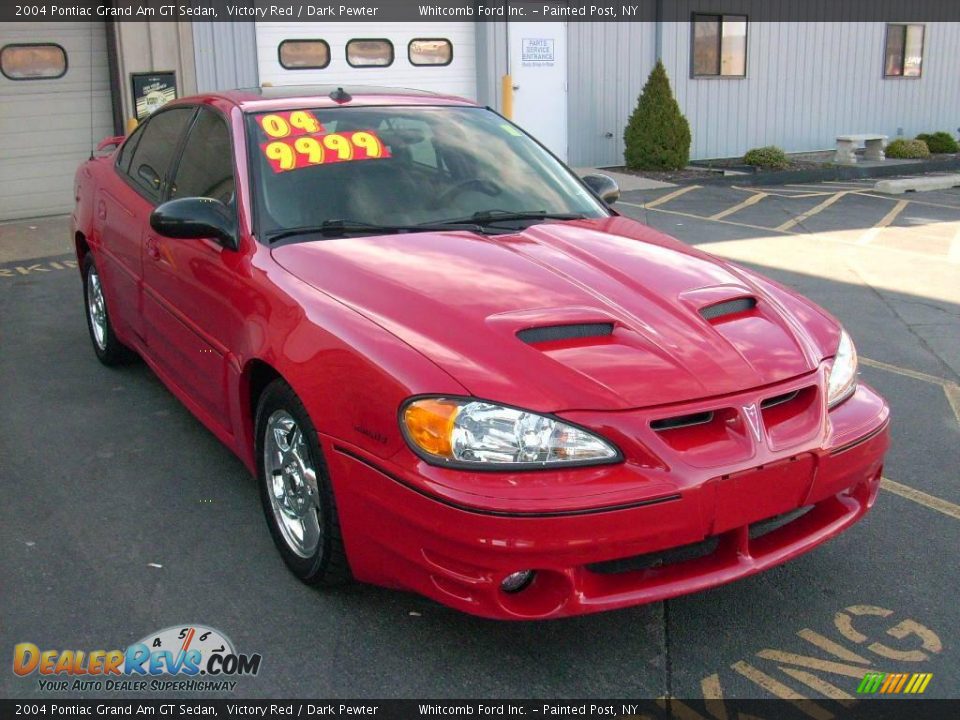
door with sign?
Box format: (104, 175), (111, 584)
(508, 20), (567, 161)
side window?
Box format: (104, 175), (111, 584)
(169, 108), (235, 204)
(116, 127), (143, 174)
(126, 107), (194, 201)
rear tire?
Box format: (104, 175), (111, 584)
(255, 378), (351, 586)
(82, 254), (134, 366)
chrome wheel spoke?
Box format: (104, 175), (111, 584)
(263, 409), (322, 558)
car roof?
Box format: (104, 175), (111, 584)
(203, 85), (479, 112)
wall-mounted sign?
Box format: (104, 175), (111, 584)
(521, 38), (555, 65)
(131, 72), (177, 120)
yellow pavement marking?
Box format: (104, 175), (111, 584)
(643, 184), (701, 209)
(881, 478), (960, 521)
(619, 201), (797, 235)
(854, 191), (960, 211)
(732, 185), (832, 198)
(796, 629), (871, 664)
(710, 191), (768, 220)
(731, 661), (833, 718)
(949, 223), (960, 265)
(776, 191), (850, 231)
(859, 356), (951, 386)
(779, 667), (857, 704)
(754, 650), (869, 679)
(856, 199), (908, 245)
(700, 674), (728, 720)
(944, 384), (960, 427)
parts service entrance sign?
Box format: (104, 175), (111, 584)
(521, 38), (555, 65)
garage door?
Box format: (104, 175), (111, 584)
(0, 22), (113, 220)
(256, 22), (477, 100)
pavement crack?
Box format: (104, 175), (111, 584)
(662, 599), (674, 703)
(845, 261), (960, 383)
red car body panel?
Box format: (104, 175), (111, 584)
(72, 89), (890, 619)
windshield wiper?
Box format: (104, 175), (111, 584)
(433, 210), (587, 226)
(265, 218), (485, 244)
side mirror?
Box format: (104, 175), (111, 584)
(150, 197), (237, 249)
(581, 173), (620, 205)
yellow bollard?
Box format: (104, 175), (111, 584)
(501, 74), (514, 120)
(125, 117), (139, 135)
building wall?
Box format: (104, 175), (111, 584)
(113, 22), (196, 125)
(475, 22), (507, 111)
(568, 11), (960, 165)
(193, 22), (259, 92)
(567, 21), (656, 167)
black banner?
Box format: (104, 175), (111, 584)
(2, 699), (960, 720)
(5, 1), (960, 23)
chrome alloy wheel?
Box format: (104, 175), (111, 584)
(263, 410), (322, 558)
(86, 267), (107, 351)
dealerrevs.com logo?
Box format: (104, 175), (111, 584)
(13, 625), (262, 692)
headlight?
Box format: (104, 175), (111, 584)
(401, 397), (620, 468)
(826, 330), (858, 408)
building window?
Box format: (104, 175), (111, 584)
(346, 39), (394, 68)
(692, 14), (747, 78)
(884, 24), (924, 77)
(409, 39), (453, 66)
(279, 40), (330, 70)
(0, 43), (67, 80)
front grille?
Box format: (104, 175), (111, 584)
(749, 506), (813, 539)
(651, 411), (715, 431)
(761, 390), (800, 409)
(587, 536), (719, 575)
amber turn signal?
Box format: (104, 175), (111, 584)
(402, 398), (461, 458)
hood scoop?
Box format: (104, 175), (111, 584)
(699, 296), (757, 322)
(517, 322), (614, 345)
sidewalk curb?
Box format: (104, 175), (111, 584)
(669, 157), (960, 187)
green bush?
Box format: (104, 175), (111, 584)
(743, 146), (790, 170)
(916, 131), (959, 154)
(623, 61), (691, 171)
(885, 138), (931, 159)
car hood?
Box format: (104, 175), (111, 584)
(271, 217), (840, 412)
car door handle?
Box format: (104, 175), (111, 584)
(145, 236), (161, 260)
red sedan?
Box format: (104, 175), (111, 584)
(72, 86), (889, 619)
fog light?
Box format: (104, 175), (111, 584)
(500, 570), (535, 593)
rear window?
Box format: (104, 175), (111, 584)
(1, 44), (66, 80)
(346, 39), (393, 67)
(279, 40), (330, 70)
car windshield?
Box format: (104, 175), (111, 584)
(246, 105), (608, 237)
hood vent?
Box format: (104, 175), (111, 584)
(517, 322), (614, 344)
(700, 297), (757, 321)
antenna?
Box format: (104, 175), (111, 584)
(88, 24), (95, 160)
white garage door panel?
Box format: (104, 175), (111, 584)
(256, 22), (477, 100)
(0, 22), (113, 220)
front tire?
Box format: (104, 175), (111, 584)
(82, 254), (133, 365)
(255, 378), (351, 586)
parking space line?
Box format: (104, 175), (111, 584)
(881, 478), (960, 521)
(949, 223), (960, 264)
(856, 199), (908, 245)
(643, 185), (701, 209)
(733, 185), (833, 198)
(619, 201), (798, 235)
(710, 191), (768, 220)
(776, 192), (850, 231)
(854, 191), (960, 210)
(859, 356), (952, 387)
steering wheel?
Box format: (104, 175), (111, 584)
(435, 178), (502, 206)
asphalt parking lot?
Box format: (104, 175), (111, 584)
(1, 178), (958, 710)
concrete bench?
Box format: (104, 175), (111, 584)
(835, 134), (887, 164)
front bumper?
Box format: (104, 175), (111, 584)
(324, 379), (889, 619)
